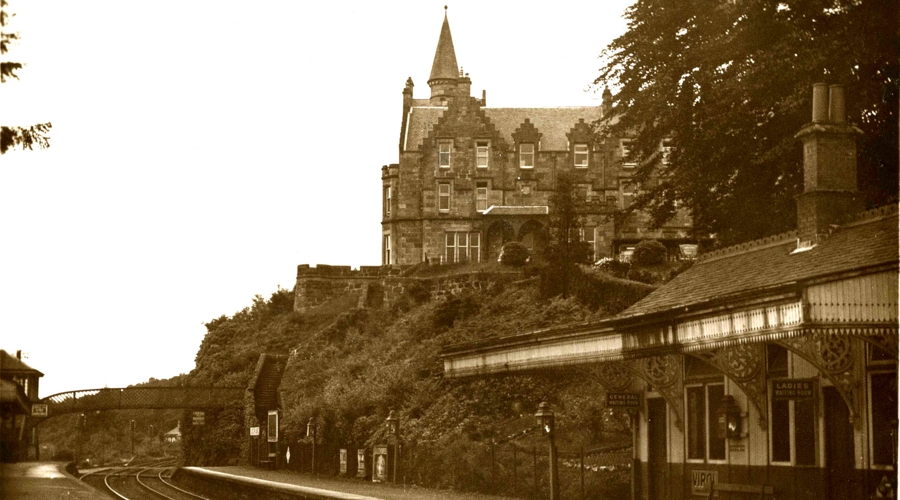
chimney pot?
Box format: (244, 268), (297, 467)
(812, 83), (829, 122)
(16, 350), (21, 360)
(828, 84), (845, 123)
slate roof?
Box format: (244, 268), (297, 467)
(429, 12), (459, 82)
(403, 106), (602, 152)
(617, 205), (899, 320)
(483, 205), (549, 216)
(0, 349), (43, 376)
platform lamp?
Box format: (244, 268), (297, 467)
(385, 410), (400, 483)
(715, 395), (742, 440)
(535, 402), (559, 500)
(307, 418), (317, 475)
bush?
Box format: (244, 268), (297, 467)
(499, 242), (530, 266)
(594, 257), (630, 278)
(626, 268), (656, 284)
(631, 240), (668, 266)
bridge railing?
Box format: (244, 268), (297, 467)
(37, 387), (244, 419)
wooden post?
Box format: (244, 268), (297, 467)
(580, 446), (585, 500)
(513, 444), (518, 496)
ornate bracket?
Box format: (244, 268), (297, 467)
(689, 343), (768, 429)
(581, 361), (637, 392)
(776, 332), (863, 427)
(619, 354), (685, 432)
(857, 332), (899, 360)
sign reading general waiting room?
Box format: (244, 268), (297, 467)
(772, 379), (816, 401)
(606, 393), (640, 408)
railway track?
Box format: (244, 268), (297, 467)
(82, 458), (210, 500)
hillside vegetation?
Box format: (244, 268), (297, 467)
(180, 265), (657, 497)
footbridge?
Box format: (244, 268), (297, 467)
(34, 386), (244, 421)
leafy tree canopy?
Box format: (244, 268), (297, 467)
(1, 0), (51, 154)
(597, 0), (898, 246)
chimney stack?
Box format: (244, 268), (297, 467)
(16, 350), (21, 360)
(794, 83), (864, 243)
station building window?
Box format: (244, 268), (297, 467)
(768, 344), (816, 465)
(686, 382), (726, 461)
(867, 344), (897, 468)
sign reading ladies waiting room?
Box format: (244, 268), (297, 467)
(772, 379), (816, 401)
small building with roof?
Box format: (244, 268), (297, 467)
(381, 8), (697, 266)
(1, 349), (44, 461)
(442, 84), (898, 500)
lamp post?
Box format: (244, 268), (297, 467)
(130, 420), (135, 456)
(307, 418), (317, 475)
(385, 410), (400, 483)
(535, 402), (559, 500)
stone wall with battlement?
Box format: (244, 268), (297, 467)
(293, 264), (523, 313)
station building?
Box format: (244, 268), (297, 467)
(0, 349), (43, 461)
(381, 9), (697, 266)
(441, 84), (898, 500)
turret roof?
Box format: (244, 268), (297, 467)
(429, 9), (459, 83)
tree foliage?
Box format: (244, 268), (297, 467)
(597, 0), (898, 246)
(543, 172), (591, 298)
(1, 0), (51, 154)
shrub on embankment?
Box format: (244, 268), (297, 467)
(182, 265), (653, 498)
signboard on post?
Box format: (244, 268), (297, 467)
(340, 449), (348, 475)
(372, 445), (389, 483)
(249, 426), (260, 437)
(607, 393), (641, 408)
(267, 410), (278, 442)
(691, 470), (718, 496)
(192, 411), (205, 426)
(31, 404), (48, 417)
(772, 379), (816, 401)
(356, 449), (367, 478)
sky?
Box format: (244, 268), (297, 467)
(1, 0), (634, 397)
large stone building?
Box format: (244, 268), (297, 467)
(381, 9), (695, 266)
(442, 84), (899, 500)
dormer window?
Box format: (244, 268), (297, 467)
(476, 141), (490, 168)
(574, 143), (589, 168)
(519, 143), (534, 169)
(439, 141), (452, 168)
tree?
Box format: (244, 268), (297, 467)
(542, 172), (591, 298)
(596, 0), (898, 247)
(1, 0), (51, 154)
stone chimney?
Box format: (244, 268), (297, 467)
(794, 83), (864, 243)
(16, 350), (21, 360)
(601, 88), (613, 117)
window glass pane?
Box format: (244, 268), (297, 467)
(439, 142), (451, 166)
(771, 398), (791, 462)
(575, 144), (588, 166)
(870, 344), (894, 363)
(687, 386), (706, 459)
(871, 372), (898, 466)
(767, 344), (789, 376)
(446, 233), (455, 246)
(707, 385), (726, 460)
(520, 144), (534, 168)
(794, 398), (816, 465)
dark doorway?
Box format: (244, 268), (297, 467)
(823, 387), (855, 500)
(647, 398), (668, 500)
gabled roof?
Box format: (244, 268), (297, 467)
(616, 205), (899, 320)
(0, 349), (43, 377)
(403, 106), (602, 152)
(429, 11), (459, 83)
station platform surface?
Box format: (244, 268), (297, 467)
(0, 462), (108, 500)
(199, 466), (524, 500)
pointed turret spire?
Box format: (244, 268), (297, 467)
(429, 6), (460, 85)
